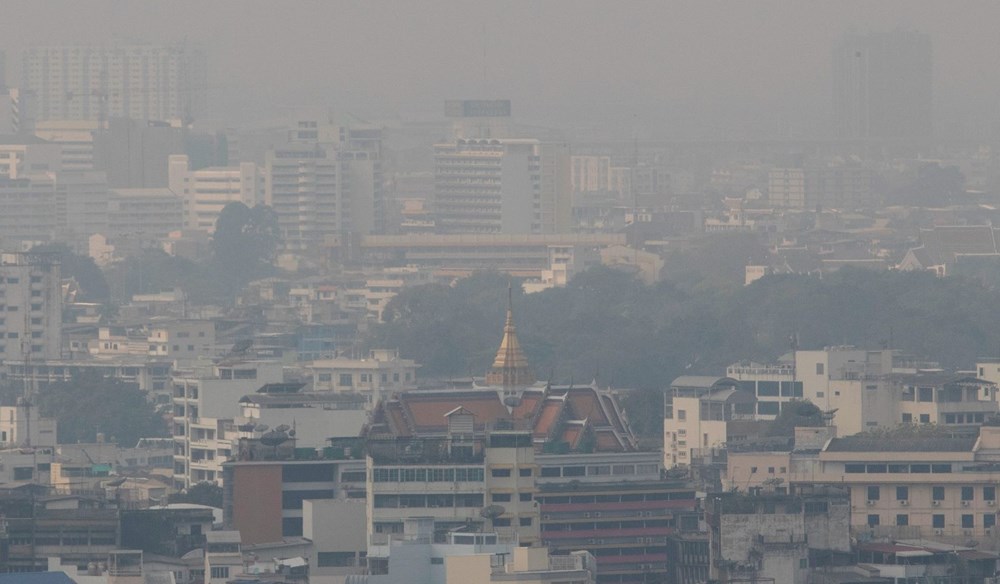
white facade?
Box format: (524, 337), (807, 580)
(168, 154), (262, 233)
(172, 360), (284, 487)
(0, 404), (57, 448)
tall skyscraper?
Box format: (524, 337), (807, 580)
(20, 44), (207, 123)
(833, 30), (932, 140)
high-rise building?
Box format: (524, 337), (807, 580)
(833, 30), (932, 140)
(0, 251), (62, 361)
(433, 138), (539, 234)
(264, 142), (343, 252)
(20, 44), (207, 123)
(168, 154), (262, 233)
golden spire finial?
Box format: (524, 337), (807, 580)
(486, 283), (535, 388)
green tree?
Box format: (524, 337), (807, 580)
(30, 243), (110, 302)
(766, 400), (824, 437)
(35, 372), (166, 445)
(168, 482), (223, 508)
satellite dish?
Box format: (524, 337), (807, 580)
(275, 424), (291, 433)
(255, 425), (269, 432)
(480, 505), (506, 520)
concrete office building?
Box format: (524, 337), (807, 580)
(264, 142), (344, 252)
(0, 251), (62, 361)
(20, 44), (207, 123)
(434, 138), (565, 235)
(168, 154), (262, 233)
(833, 30), (933, 140)
(729, 425), (1000, 542)
(33, 120), (99, 171)
(107, 187), (184, 241)
(172, 360), (283, 488)
(95, 118), (186, 188)
(0, 175), (59, 245)
(56, 170), (109, 245)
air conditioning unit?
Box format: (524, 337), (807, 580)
(934, 528), (944, 535)
(962, 500), (971, 507)
(989, 500), (996, 507)
(932, 500), (941, 507)
(986, 528), (993, 536)
(866, 500), (877, 506)
(899, 500), (909, 507)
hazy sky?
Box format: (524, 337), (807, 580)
(4, 1), (1000, 139)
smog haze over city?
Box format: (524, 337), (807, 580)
(4, 2), (1000, 584)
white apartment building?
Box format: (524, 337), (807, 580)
(172, 360), (283, 488)
(306, 349), (418, 400)
(168, 154), (262, 233)
(264, 143), (344, 251)
(0, 251), (63, 360)
(20, 45), (207, 123)
(434, 138), (570, 235)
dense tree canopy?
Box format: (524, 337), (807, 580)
(34, 373), (166, 446)
(370, 244), (1000, 438)
(30, 243), (110, 302)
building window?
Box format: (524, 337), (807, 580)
(677, 409), (686, 421)
(896, 514), (908, 526)
(896, 486), (908, 501)
(933, 514), (945, 528)
(962, 514), (974, 529)
(493, 518), (511, 527)
(491, 469), (511, 478)
(902, 413), (912, 424)
(867, 486), (880, 501)
(210, 568), (229, 579)
(919, 414), (930, 424)
(519, 517), (532, 527)
(339, 374), (353, 386)
(985, 486), (996, 501)
(317, 552), (356, 567)
(933, 486), (945, 501)
(867, 514), (879, 527)
(986, 514), (997, 529)
(918, 387), (934, 402)
(519, 493), (532, 502)
(816, 363), (824, 375)
(492, 493), (511, 502)
(962, 487), (974, 501)
(430, 557), (444, 565)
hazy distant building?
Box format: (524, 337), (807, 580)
(34, 120), (99, 171)
(0, 174), (58, 245)
(107, 187), (184, 241)
(94, 118), (186, 188)
(833, 30), (932, 140)
(0, 251), (62, 361)
(168, 154), (261, 233)
(264, 123), (384, 252)
(0, 135), (61, 179)
(20, 44), (207, 123)
(264, 142), (344, 252)
(571, 155), (612, 193)
(433, 138), (570, 234)
(768, 165), (876, 209)
(56, 171), (110, 246)
(445, 99), (512, 140)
